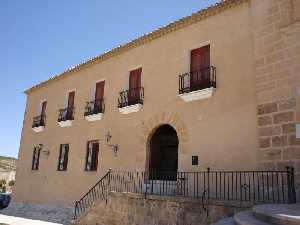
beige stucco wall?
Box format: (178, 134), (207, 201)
(13, 2), (259, 205)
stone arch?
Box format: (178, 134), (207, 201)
(135, 112), (189, 170)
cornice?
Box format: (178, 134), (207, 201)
(25, 0), (249, 94)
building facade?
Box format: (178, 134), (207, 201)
(14, 0), (300, 205)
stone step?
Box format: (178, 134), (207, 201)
(253, 204), (300, 225)
(234, 211), (272, 225)
(211, 217), (235, 225)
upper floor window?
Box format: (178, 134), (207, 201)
(118, 68), (144, 111)
(85, 140), (99, 171)
(31, 145), (41, 170)
(84, 81), (105, 119)
(178, 45), (216, 101)
(32, 101), (47, 132)
(190, 45), (210, 90)
(57, 144), (69, 171)
(58, 91), (75, 126)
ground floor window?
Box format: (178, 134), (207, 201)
(57, 144), (69, 171)
(31, 145), (41, 170)
(85, 140), (99, 171)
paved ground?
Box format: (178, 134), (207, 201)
(0, 214), (63, 225)
(0, 202), (73, 225)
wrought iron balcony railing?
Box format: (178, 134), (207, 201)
(118, 87), (144, 108)
(179, 66), (216, 94)
(58, 107), (75, 122)
(32, 115), (46, 128)
(84, 99), (105, 116)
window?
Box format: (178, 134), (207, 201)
(57, 144), (69, 171)
(192, 156), (199, 166)
(85, 141), (99, 171)
(31, 146), (41, 170)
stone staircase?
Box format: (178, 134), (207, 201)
(212, 204), (300, 225)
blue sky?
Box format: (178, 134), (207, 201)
(0, 0), (218, 158)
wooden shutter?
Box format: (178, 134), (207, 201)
(32, 147), (40, 170)
(95, 81), (105, 100)
(57, 145), (62, 171)
(129, 68), (142, 103)
(190, 45), (210, 88)
(94, 81), (105, 113)
(63, 144), (69, 170)
(31, 148), (36, 170)
(67, 91), (75, 119)
(68, 91), (75, 108)
(91, 142), (99, 171)
(85, 142), (92, 171)
(41, 101), (47, 116)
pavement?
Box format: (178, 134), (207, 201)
(0, 214), (63, 225)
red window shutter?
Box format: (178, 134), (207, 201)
(67, 91), (75, 119)
(68, 91), (75, 108)
(95, 81), (105, 100)
(190, 45), (210, 88)
(129, 68), (142, 89)
(41, 101), (47, 116)
(129, 68), (142, 103)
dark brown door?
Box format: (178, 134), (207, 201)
(94, 81), (105, 112)
(190, 45), (210, 89)
(129, 68), (142, 103)
(67, 91), (75, 119)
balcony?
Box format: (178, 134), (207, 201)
(57, 107), (74, 127)
(84, 99), (105, 122)
(118, 87), (144, 114)
(32, 115), (46, 132)
(178, 66), (216, 102)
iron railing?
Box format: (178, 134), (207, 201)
(118, 87), (144, 108)
(74, 168), (296, 220)
(74, 170), (111, 219)
(58, 107), (75, 122)
(32, 115), (46, 128)
(179, 66), (216, 94)
(84, 99), (105, 116)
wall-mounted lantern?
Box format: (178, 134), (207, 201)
(39, 144), (50, 156)
(105, 130), (118, 157)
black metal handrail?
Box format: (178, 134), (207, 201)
(74, 170), (111, 219)
(32, 115), (46, 128)
(58, 107), (75, 122)
(118, 87), (144, 108)
(84, 99), (105, 117)
(179, 66), (216, 94)
(73, 168), (296, 220)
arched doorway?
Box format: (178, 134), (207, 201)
(149, 124), (178, 180)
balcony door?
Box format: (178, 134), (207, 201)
(67, 91), (75, 119)
(190, 45), (210, 90)
(94, 81), (105, 112)
(128, 68), (142, 104)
